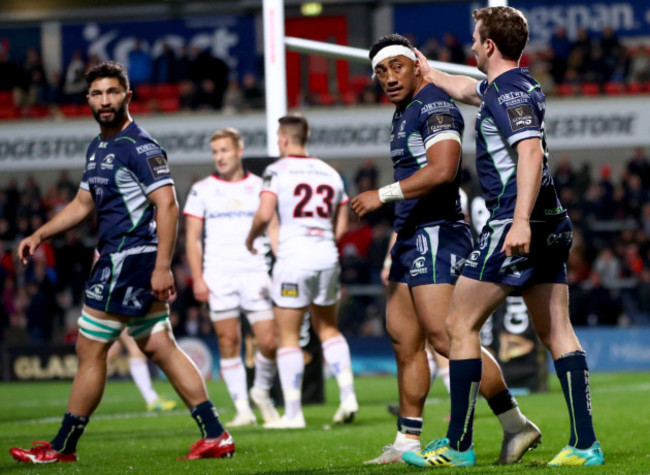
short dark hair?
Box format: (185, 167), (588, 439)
(369, 34), (414, 61)
(278, 114), (309, 146)
(85, 61), (130, 92)
(473, 6), (529, 62)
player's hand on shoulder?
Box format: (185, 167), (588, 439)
(17, 234), (42, 266)
(192, 276), (210, 303)
(351, 190), (382, 217)
(151, 266), (176, 302)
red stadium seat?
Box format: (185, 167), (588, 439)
(627, 82), (643, 94)
(158, 97), (180, 112)
(134, 84), (155, 102)
(28, 105), (50, 119)
(581, 82), (600, 96)
(59, 104), (88, 117)
(155, 83), (180, 100)
(350, 75), (371, 95)
(128, 101), (151, 114)
(604, 82), (625, 95)
(0, 106), (20, 120)
(0, 91), (13, 107)
(556, 83), (574, 96)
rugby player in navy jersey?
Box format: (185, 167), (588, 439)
(352, 34), (540, 465)
(10, 61), (234, 463)
(406, 7), (603, 467)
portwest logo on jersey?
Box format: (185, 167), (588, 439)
(86, 284), (104, 301)
(136, 143), (158, 154)
(122, 287), (145, 309)
(416, 234), (429, 255)
(409, 256), (427, 277)
(101, 154), (115, 170)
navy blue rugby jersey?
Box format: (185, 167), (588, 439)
(475, 68), (564, 222)
(80, 121), (174, 254)
(390, 83), (465, 232)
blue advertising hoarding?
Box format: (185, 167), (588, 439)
(60, 15), (257, 80)
(395, 1), (650, 47)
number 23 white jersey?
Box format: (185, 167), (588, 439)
(262, 156), (348, 270)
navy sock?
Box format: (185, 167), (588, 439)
(446, 358), (481, 452)
(397, 417), (423, 437)
(191, 400), (225, 439)
(554, 351), (597, 449)
(50, 413), (88, 454)
(487, 389), (518, 416)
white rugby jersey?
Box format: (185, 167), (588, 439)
(183, 172), (269, 273)
(261, 156), (348, 270)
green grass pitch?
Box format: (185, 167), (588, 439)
(1, 371), (649, 473)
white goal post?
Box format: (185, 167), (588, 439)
(263, 0), (504, 155)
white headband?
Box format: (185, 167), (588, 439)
(371, 45), (417, 72)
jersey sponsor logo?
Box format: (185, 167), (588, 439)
(426, 113), (454, 135)
(416, 234), (429, 254)
(98, 142), (108, 148)
(464, 250), (481, 268)
(262, 171), (276, 188)
(88, 176), (109, 185)
(546, 231), (572, 247)
(99, 267), (111, 282)
(147, 155), (170, 178)
(507, 104), (538, 131)
(497, 91), (529, 105)
(420, 101), (453, 114)
(86, 284), (104, 300)
(122, 287), (145, 309)
(281, 283), (299, 297)
(409, 256), (428, 276)
(136, 143), (159, 154)
(101, 153), (115, 170)
(86, 162), (96, 171)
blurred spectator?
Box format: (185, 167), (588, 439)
(23, 47), (50, 106)
(127, 39), (153, 86)
(600, 26), (622, 82)
(592, 247), (622, 288)
(222, 78), (243, 114)
(553, 154), (576, 193)
(572, 271), (621, 326)
(0, 46), (28, 106)
(241, 73), (264, 110)
(189, 46), (229, 110)
(629, 46), (650, 83)
(443, 33), (466, 65)
(152, 42), (177, 84)
(62, 50), (87, 104)
(549, 26), (572, 83)
(354, 159), (378, 194)
(626, 147), (650, 188)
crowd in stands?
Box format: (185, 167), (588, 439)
(2, 26), (650, 120)
(1, 148), (649, 345)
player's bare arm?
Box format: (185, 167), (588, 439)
(414, 48), (481, 106)
(351, 138), (460, 218)
(267, 212), (280, 256)
(185, 215), (209, 303)
(17, 188), (95, 265)
(501, 137), (543, 257)
(246, 191), (276, 253)
(333, 201), (348, 243)
(148, 184), (178, 302)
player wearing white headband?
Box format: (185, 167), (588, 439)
(353, 34), (541, 465)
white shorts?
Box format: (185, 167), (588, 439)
(206, 270), (273, 315)
(271, 261), (341, 308)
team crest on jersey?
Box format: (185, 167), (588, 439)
(409, 256), (428, 276)
(86, 284), (104, 301)
(147, 155), (170, 178)
(479, 231), (490, 249)
(506, 104), (538, 131)
(101, 154), (115, 170)
(464, 250), (481, 268)
(416, 234), (429, 255)
(397, 120), (407, 138)
(281, 283), (299, 297)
